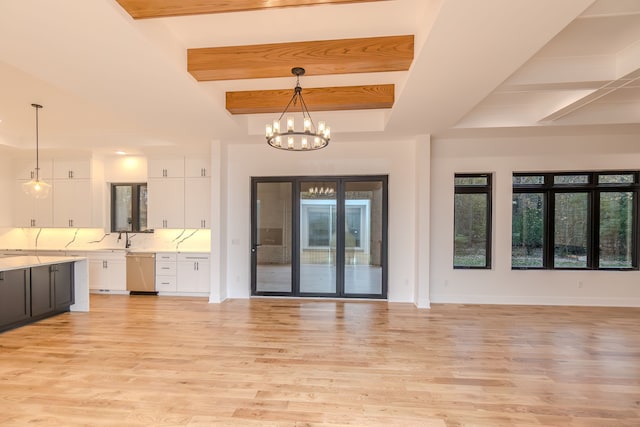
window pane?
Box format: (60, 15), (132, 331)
(308, 208), (333, 247)
(598, 174), (635, 184)
(454, 176), (488, 186)
(599, 192), (633, 268)
(513, 176), (544, 185)
(554, 175), (589, 185)
(554, 193), (588, 268)
(345, 207), (362, 248)
(113, 185), (132, 232)
(454, 193), (488, 267)
(512, 193), (544, 267)
(139, 184), (148, 231)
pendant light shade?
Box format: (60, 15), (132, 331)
(22, 103), (50, 199)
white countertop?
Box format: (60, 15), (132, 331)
(0, 255), (85, 272)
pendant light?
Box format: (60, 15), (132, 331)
(265, 67), (330, 151)
(22, 103), (51, 199)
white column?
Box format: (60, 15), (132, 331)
(208, 140), (227, 303)
(415, 135), (431, 308)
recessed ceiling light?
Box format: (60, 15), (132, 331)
(116, 150), (126, 155)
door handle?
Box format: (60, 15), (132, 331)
(251, 244), (262, 253)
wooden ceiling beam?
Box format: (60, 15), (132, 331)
(188, 35), (413, 82)
(116, 0), (387, 19)
(226, 84), (394, 114)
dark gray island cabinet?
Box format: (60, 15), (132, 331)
(0, 257), (78, 333)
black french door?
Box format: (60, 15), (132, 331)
(251, 176), (387, 298)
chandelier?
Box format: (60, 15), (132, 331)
(265, 67), (330, 151)
(22, 103), (51, 199)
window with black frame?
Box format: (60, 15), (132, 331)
(512, 172), (638, 270)
(111, 183), (148, 232)
(454, 174), (492, 269)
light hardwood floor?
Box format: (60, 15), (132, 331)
(1, 295), (639, 426)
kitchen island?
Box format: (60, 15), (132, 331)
(0, 255), (89, 333)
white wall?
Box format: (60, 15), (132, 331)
(222, 138), (419, 302)
(430, 133), (640, 307)
(0, 154), (12, 226)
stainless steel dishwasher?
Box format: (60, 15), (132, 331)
(126, 252), (157, 294)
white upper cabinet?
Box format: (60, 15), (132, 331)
(13, 157), (102, 228)
(13, 180), (53, 228)
(14, 158), (53, 181)
(148, 158), (185, 178)
(185, 156), (209, 178)
(53, 159), (91, 180)
(184, 177), (210, 229)
(147, 156), (211, 229)
(148, 177), (185, 229)
(52, 179), (93, 228)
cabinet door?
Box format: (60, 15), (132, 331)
(53, 179), (92, 227)
(106, 259), (127, 291)
(53, 262), (74, 309)
(88, 259), (108, 290)
(30, 265), (54, 317)
(14, 159), (53, 181)
(148, 177), (185, 229)
(185, 156), (209, 178)
(53, 160), (91, 180)
(88, 255), (126, 291)
(14, 180), (54, 227)
(148, 158), (185, 178)
(0, 269), (30, 329)
(177, 254), (210, 293)
(185, 177), (210, 229)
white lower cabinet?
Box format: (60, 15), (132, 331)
(177, 253), (210, 293)
(155, 252), (210, 295)
(155, 252), (177, 292)
(88, 251), (127, 292)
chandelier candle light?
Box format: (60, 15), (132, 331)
(22, 103), (51, 199)
(266, 67), (330, 151)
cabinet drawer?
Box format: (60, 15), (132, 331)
(155, 276), (177, 292)
(156, 261), (176, 275)
(178, 253), (210, 262)
(156, 253), (177, 262)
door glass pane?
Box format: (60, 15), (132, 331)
(599, 192), (633, 268)
(256, 182), (292, 293)
(344, 181), (383, 295)
(554, 193), (588, 268)
(113, 185), (132, 231)
(300, 182), (337, 294)
(454, 193), (488, 267)
(512, 193), (544, 268)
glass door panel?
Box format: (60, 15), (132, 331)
(299, 181), (337, 294)
(344, 180), (384, 295)
(254, 182), (292, 293)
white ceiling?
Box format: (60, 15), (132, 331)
(0, 0), (639, 157)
